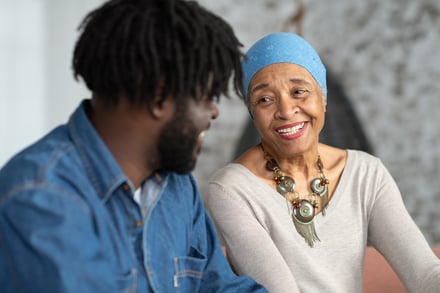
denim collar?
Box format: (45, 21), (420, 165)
(68, 100), (132, 202)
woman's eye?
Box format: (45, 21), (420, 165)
(292, 89), (309, 97)
(256, 96), (273, 104)
(251, 95), (273, 107)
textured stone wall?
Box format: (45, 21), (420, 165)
(193, 0), (440, 245)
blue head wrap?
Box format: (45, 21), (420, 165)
(242, 32), (327, 101)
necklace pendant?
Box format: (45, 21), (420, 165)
(292, 200), (315, 223)
(277, 176), (295, 194)
(260, 144), (328, 247)
(311, 177), (329, 216)
(311, 178), (327, 196)
(292, 200), (320, 247)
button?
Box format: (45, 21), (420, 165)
(135, 220), (143, 227)
(122, 183), (130, 191)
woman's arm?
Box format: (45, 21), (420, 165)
(367, 161), (440, 293)
(206, 181), (300, 293)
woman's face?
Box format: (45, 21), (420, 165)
(249, 62), (326, 157)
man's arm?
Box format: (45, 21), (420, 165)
(0, 187), (119, 293)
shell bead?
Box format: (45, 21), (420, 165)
(277, 176), (295, 194)
(311, 178), (328, 196)
(293, 200), (315, 224)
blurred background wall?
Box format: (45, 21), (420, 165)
(1, 0), (439, 245)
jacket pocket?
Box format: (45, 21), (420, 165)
(173, 246), (207, 292)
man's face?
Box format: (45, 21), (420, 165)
(157, 96), (219, 174)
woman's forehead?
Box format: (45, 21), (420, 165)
(250, 63), (317, 90)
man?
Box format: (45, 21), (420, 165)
(0, 0), (267, 292)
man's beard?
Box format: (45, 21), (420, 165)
(157, 106), (200, 174)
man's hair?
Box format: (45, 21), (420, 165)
(72, 0), (243, 105)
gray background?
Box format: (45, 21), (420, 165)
(1, 0), (439, 245)
(193, 0), (440, 245)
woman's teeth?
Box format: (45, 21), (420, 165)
(277, 122), (305, 135)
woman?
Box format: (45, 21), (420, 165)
(204, 32), (440, 292)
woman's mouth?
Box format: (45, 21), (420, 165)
(277, 122), (305, 135)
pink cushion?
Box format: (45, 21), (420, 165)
(363, 247), (440, 292)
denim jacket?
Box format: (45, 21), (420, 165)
(0, 100), (267, 293)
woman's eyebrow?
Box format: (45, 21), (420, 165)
(289, 78), (312, 86)
(250, 82), (269, 95)
(250, 77), (313, 95)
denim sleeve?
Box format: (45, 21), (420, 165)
(0, 187), (119, 293)
(189, 177), (268, 292)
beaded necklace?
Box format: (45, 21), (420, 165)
(261, 143), (329, 247)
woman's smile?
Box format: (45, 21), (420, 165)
(276, 121), (307, 140)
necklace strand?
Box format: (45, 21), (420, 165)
(260, 143), (330, 247)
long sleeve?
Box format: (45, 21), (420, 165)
(205, 151), (440, 292)
(366, 161), (440, 293)
(206, 175), (301, 293)
(192, 176), (268, 292)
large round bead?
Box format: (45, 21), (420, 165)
(277, 176), (295, 194)
(311, 178), (328, 196)
(293, 200), (315, 224)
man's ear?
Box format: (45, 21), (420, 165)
(150, 94), (174, 120)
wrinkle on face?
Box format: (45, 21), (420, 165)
(248, 63), (326, 157)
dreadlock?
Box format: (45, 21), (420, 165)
(72, 0), (243, 106)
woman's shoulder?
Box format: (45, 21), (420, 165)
(210, 162), (246, 181)
(336, 148), (387, 179)
(320, 144), (380, 165)
(319, 145), (386, 185)
(346, 149), (382, 167)
(210, 145), (264, 185)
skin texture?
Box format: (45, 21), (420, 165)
(88, 93), (219, 189)
(158, 96), (219, 174)
(236, 62), (346, 214)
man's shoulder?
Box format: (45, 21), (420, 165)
(0, 126), (87, 206)
(162, 172), (198, 194)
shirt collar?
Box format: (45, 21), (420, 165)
(68, 99), (130, 202)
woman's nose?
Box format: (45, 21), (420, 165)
(275, 96), (298, 119)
